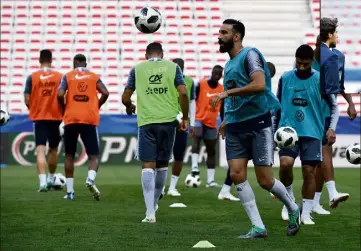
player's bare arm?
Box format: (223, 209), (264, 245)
(96, 79), (109, 108)
(341, 93), (357, 120)
(211, 71), (265, 108)
(57, 88), (66, 113)
(122, 88), (136, 115)
(23, 75), (32, 108)
(24, 93), (30, 108)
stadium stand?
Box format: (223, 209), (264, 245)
(0, 0), (359, 114)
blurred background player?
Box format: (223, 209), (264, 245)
(190, 65), (224, 188)
(275, 45), (325, 225)
(267, 62), (276, 78)
(312, 32), (357, 213)
(212, 19), (300, 238)
(166, 58), (195, 197)
(57, 54), (109, 200)
(24, 49), (63, 192)
(122, 43), (189, 223)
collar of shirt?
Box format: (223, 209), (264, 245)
(75, 67), (89, 71)
(42, 67), (51, 72)
(322, 42), (333, 51)
(148, 58), (162, 62)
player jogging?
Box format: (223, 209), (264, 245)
(122, 43), (189, 223)
(275, 45), (325, 225)
(57, 54), (109, 200)
(212, 19), (301, 238)
(190, 65), (224, 188)
(24, 49), (63, 192)
(312, 24), (357, 213)
(166, 58), (195, 197)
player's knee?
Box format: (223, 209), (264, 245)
(230, 169), (246, 183)
(302, 166), (316, 181)
(191, 138), (201, 153)
(280, 157), (294, 170)
(48, 147), (57, 156)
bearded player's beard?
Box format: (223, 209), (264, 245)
(219, 39), (234, 53)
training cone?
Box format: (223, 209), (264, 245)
(192, 240), (215, 248)
(169, 203), (187, 208)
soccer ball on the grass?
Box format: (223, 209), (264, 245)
(134, 7), (162, 34)
(52, 173), (66, 190)
(185, 174), (201, 188)
(274, 126), (298, 149)
(345, 143), (361, 165)
(0, 109), (10, 126)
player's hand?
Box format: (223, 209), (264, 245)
(217, 121), (226, 139)
(126, 104), (136, 115)
(211, 91), (228, 109)
(179, 118), (189, 132)
(326, 129), (336, 145)
(189, 126), (194, 137)
(347, 104), (357, 120)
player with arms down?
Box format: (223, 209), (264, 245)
(212, 19), (301, 238)
(122, 43), (189, 223)
(24, 49), (63, 192)
(57, 54), (109, 200)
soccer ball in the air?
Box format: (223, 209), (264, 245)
(274, 126), (298, 149)
(185, 174), (201, 188)
(345, 143), (361, 165)
(52, 173), (66, 190)
(0, 109), (10, 126)
(134, 7), (162, 34)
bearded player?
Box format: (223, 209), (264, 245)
(24, 49), (63, 192)
(166, 58), (196, 197)
(190, 65), (224, 188)
(212, 19), (300, 238)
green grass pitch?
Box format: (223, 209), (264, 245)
(1, 165), (360, 251)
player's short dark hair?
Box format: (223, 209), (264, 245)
(295, 44), (314, 60)
(39, 49), (52, 63)
(320, 17), (338, 42)
(173, 58), (184, 67)
(223, 19), (245, 41)
(146, 42), (163, 54)
(213, 65), (224, 71)
(73, 54), (87, 63)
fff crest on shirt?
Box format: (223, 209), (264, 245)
(77, 82), (88, 92)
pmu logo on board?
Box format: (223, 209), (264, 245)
(11, 132), (87, 166)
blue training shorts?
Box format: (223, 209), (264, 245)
(33, 120), (62, 148)
(279, 136), (322, 161)
(64, 124), (100, 156)
(137, 122), (177, 162)
(225, 112), (274, 166)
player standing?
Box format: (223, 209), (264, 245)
(312, 26), (357, 213)
(212, 19), (301, 238)
(57, 54), (109, 200)
(122, 43), (189, 223)
(190, 65), (224, 187)
(166, 58), (195, 197)
(275, 45), (325, 225)
(24, 49), (63, 192)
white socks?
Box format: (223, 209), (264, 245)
(270, 179), (298, 213)
(302, 199), (314, 217)
(39, 174), (47, 186)
(191, 153), (199, 172)
(66, 178), (74, 193)
(48, 173), (54, 182)
(325, 181), (338, 200)
(141, 168), (155, 217)
(285, 184), (295, 201)
(235, 180), (265, 229)
(87, 170), (97, 183)
(169, 175), (179, 191)
(207, 169), (215, 184)
(313, 192), (322, 206)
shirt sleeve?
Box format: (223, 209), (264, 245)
(244, 49), (265, 78)
(24, 75), (32, 94)
(125, 68), (136, 90)
(174, 65), (185, 87)
(59, 75), (68, 91)
(323, 54), (339, 94)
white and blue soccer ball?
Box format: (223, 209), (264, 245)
(345, 143), (361, 165)
(52, 173), (66, 190)
(0, 109), (10, 126)
(185, 174), (201, 188)
(274, 126), (298, 149)
(134, 6), (162, 34)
